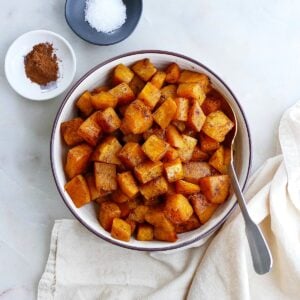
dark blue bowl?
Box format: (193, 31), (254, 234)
(65, 0), (142, 45)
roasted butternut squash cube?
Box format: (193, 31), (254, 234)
(164, 194), (193, 224)
(122, 133), (142, 144)
(178, 70), (210, 93)
(143, 127), (166, 140)
(129, 75), (145, 96)
(118, 142), (146, 169)
(164, 147), (179, 161)
(166, 125), (184, 148)
(150, 71), (166, 89)
(85, 173), (105, 201)
(98, 107), (121, 132)
(91, 86), (109, 95)
(187, 100), (206, 132)
(201, 111), (234, 142)
(109, 83), (135, 105)
(126, 218), (137, 234)
(137, 224), (154, 241)
(165, 63), (180, 84)
(199, 175), (231, 203)
(65, 144), (93, 179)
(76, 91), (94, 117)
(191, 146), (209, 161)
(174, 97), (189, 121)
(154, 227), (178, 242)
(65, 175), (91, 208)
(94, 162), (117, 192)
(91, 91), (118, 110)
(175, 180), (200, 194)
(142, 134), (169, 162)
(123, 100), (153, 134)
(77, 112), (102, 146)
(153, 98), (177, 129)
(199, 133), (220, 153)
(160, 84), (177, 104)
(183, 162), (212, 184)
(172, 120), (186, 132)
(117, 171), (139, 198)
(145, 209), (175, 231)
(132, 58), (157, 81)
(111, 189), (130, 203)
(113, 64), (134, 85)
(138, 82), (161, 109)
(189, 193), (219, 223)
(139, 176), (168, 200)
(128, 205), (149, 223)
(99, 202), (121, 231)
(134, 161), (163, 184)
(60, 118), (84, 146)
(209, 146), (231, 174)
(177, 83), (206, 103)
(118, 201), (131, 218)
(164, 158), (184, 183)
(177, 135), (197, 162)
(111, 218), (131, 242)
(201, 96), (222, 115)
(175, 214), (201, 233)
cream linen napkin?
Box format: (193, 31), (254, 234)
(38, 102), (300, 300)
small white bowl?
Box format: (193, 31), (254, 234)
(51, 51), (252, 251)
(5, 30), (76, 101)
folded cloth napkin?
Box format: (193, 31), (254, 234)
(38, 102), (300, 300)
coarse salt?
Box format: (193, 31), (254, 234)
(85, 0), (127, 33)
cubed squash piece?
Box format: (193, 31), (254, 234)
(175, 214), (201, 233)
(142, 134), (169, 162)
(109, 83), (135, 105)
(175, 180), (200, 194)
(143, 127), (166, 140)
(77, 112), (102, 146)
(165, 63), (180, 84)
(139, 176), (168, 200)
(92, 136), (122, 165)
(91, 86), (109, 95)
(91, 91), (118, 110)
(174, 97), (189, 121)
(118, 202), (131, 218)
(145, 209), (175, 232)
(166, 125), (184, 148)
(150, 71), (166, 89)
(187, 100), (206, 132)
(164, 147), (179, 161)
(189, 193), (219, 223)
(177, 83), (206, 103)
(76, 91), (94, 117)
(154, 227), (178, 242)
(132, 58), (157, 81)
(85, 173), (105, 201)
(113, 64), (134, 85)
(99, 202), (121, 231)
(200, 133), (220, 153)
(164, 194), (193, 224)
(160, 85), (177, 103)
(126, 218), (137, 234)
(209, 146), (231, 174)
(172, 120), (186, 132)
(65, 175), (91, 208)
(111, 189), (130, 203)
(134, 161), (163, 184)
(153, 98), (177, 129)
(183, 162), (212, 184)
(122, 133), (142, 144)
(98, 107), (121, 132)
(178, 70), (210, 92)
(177, 135), (197, 162)
(201, 94), (222, 115)
(60, 118), (84, 146)
(111, 218), (131, 242)
(123, 100), (153, 134)
(137, 224), (154, 241)
(199, 175), (231, 203)
(191, 146), (209, 161)
(117, 171), (139, 198)
(201, 111), (235, 142)
(129, 75), (145, 96)
(128, 205), (149, 223)
(164, 158), (184, 183)
(118, 142), (146, 169)
(138, 82), (161, 109)
(94, 162), (117, 192)
(65, 144), (93, 179)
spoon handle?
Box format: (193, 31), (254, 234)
(228, 163), (273, 275)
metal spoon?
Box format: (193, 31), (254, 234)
(223, 100), (273, 275)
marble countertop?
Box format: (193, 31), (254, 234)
(1, 0), (300, 298)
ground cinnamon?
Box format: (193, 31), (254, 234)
(24, 43), (59, 85)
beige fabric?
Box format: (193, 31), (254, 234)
(38, 102), (300, 300)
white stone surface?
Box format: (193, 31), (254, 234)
(1, 0), (300, 298)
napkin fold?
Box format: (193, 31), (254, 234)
(38, 102), (300, 300)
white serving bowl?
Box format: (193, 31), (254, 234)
(51, 51), (251, 251)
(5, 30), (76, 101)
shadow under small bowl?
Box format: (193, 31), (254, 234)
(65, 0), (142, 45)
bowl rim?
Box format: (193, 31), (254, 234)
(4, 29), (77, 101)
(50, 50), (252, 251)
(64, 0), (143, 46)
